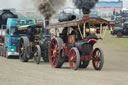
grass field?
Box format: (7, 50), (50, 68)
(101, 30), (128, 51)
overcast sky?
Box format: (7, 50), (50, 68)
(0, 0), (127, 10)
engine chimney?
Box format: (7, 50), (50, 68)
(43, 17), (50, 35)
(45, 17), (49, 26)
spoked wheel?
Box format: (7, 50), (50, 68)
(19, 37), (29, 62)
(92, 48), (104, 70)
(69, 47), (80, 70)
(49, 38), (64, 68)
(79, 60), (89, 68)
(33, 45), (41, 64)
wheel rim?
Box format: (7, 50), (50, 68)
(49, 39), (59, 67)
(19, 39), (25, 60)
(34, 47), (38, 61)
(93, 49), (103, 70)
(69, 48), (80, 70)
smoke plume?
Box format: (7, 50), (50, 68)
(33, 0), (66, 18)
(74, 0), (99, 14)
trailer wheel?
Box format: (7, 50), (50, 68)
(33, 45), (41, 64)
(19, 37), (29, 62)
(79, 60), (89, 68)
(49, 38), (64, 68)
(92, 48), (104, 70)
(69, 47), (80, 70)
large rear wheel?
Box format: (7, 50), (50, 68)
(33, 45), (41, 64)
(49, 38), (64, 68)
(69, 47), (80, 70)
(92, 48), (104, 70)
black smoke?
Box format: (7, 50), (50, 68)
(74, 0), (99, 14)
(33, 0), (66, 18)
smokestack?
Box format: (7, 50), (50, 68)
(43, 17), (50, 35)
(45, 17), (49, 26)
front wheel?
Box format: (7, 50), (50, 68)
(92, 48), (104, 70)
(69, 47), (80, 70)
(49, 38), (64, 68)
(33, 45), (41, 64)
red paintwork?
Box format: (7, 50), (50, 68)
(68, 35), (75, 44)
(65, 39), (97, 62)
(69, 48), (77, 69)
(49, 39), (59, 67)
(17, 48), (19, 52)
(109, 22), (116, 28)
(92, 50), (102, 70)
(48, 17), (107, 70)
(88, 39), (97, 43)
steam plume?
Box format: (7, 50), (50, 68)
(74, 0), (99, 14)
(33, 0), (66, 18)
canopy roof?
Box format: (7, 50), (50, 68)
(46, 17), (109, 29)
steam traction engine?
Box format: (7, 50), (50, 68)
(19, 24), (51, 64)
(47, 16), (108, 70)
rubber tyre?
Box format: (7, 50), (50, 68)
(33, 45), (41, 64)
(92, 48), (104, 70)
